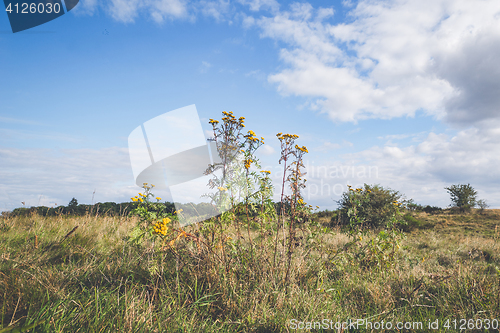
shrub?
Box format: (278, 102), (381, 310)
(477, 199), (489, 214)
(405, 200), (423, 212)
(423, 205), (443, 215)
(401, 213), (421, 232)
(337, 184), (404, 230)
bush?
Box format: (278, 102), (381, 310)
(399, 213), (434, 232)
(477, 199), (489, 214)
(337, 184), (404, 230)
(405, 200), (423, 212)
(423, 205), (443, 215)
(401, 213), (421, 232)
(315, 209), (336, 218)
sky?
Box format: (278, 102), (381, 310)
(1, 0), (500, 212)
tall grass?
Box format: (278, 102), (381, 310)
(1, 209), (500, 332)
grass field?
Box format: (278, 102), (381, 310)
(1, 208), (500, 332)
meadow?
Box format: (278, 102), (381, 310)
(2, 113), (499, 332)
(1, 207), (499, 332)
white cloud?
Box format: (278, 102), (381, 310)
(107, 0), (188, 23)
(0, 146), (141, 211)
(0, 128), (83, 144)
(341, 123), (500, 207)
(315, 140), (352, 152)
(0, 116), (44, 126)
(200, 61), (213, 73)
(259, 144), (276, 155)
(199, 0), (231, 22)
(242, 14), (256, 28)
(316, 7), (334, 22)
(108, 0), (143, 23)
(298, 118), (500, 209)
(69, 0), (98, 15)
(149, 0), (188, 23)
(238, 0), (279, 13)
(251, 0), (500, 124)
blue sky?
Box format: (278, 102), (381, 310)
(1, 0), (500, 211)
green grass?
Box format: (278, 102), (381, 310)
(1, 209), (500, 332)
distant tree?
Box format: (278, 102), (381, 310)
(68, 198), (78, 214)
(68, 198), (78, 207)
(477, 199), (489, 214)
(445, 184), (477, 213)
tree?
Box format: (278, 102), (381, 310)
(68, 198), (78, 207)
(445, 184), (477, 213)
(68, 198), (78, 214)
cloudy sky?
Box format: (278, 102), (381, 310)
(1, 0), (500, 212)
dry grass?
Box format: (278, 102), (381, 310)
(1, 209), (500, 332)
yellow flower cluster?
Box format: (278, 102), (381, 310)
(153, 217), (171, 236)
(260, 170), (271, 174)
(218, 187), (228, 191)
(174, 209), (183, 214)
(244, 158), (253, 169)
(131, 194), (144, 203)
(297, 198), (305, 205)
(211, 111), (245, 128)
(222, 111), (245, 126)
(131, 183), (157, 202)
(347, 185), (365, 193)
(295, 144), (308, 153)
(222, 110), (234, 119)
(245, 130), (263, 143)
(276, 133), (299, 141)
(156, 197), (162, 201)
(392, 200), (402, 207)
